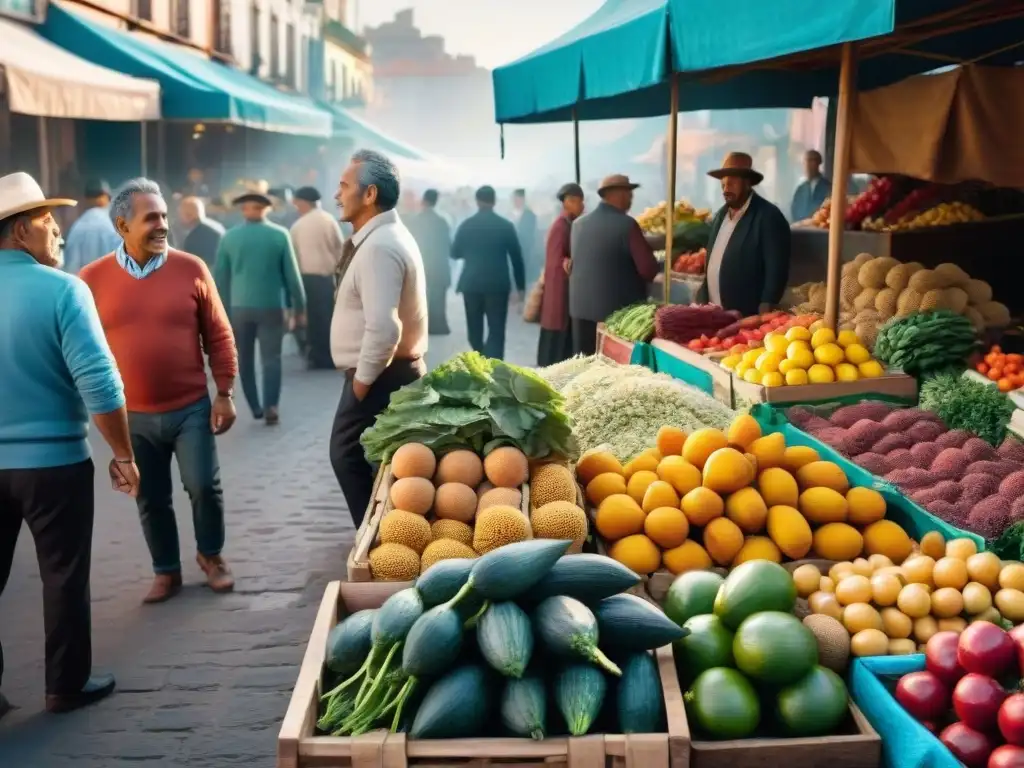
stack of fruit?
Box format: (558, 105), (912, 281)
(636, 199), (711, 234)
(671, 248), (706, 275)
(895, 623), (1024, 766)
(977, 346), (1024, 393)
(665, 563), (852, 740)
(721, 326), (885, 387)
(578, 413), (918, 576)
(687, 311), (819, 355)
(800, 531), (1024, 660)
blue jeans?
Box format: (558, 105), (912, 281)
(129, 397), (225, 573)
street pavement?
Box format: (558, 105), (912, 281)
(0, 293), (539, 767)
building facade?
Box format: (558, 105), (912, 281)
(320, 0), (371, 105)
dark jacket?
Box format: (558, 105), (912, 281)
(182, 219), (225, 267)
(452, 209), (525, 295)
(790, 177), (830, 222)
(407, 208), (452, 289)
(697, 193), (790, 317)
(569, 202), (659, 322)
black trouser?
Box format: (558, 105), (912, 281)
(302, 274), (336, 369)
(537, 328), (574, 367)
(463, 292), (509, 360)
(427, 281), (450, 336)
(231, 308), (285, 416)
(0, 460), (94, 696)
(330, 360), (426, 527)
(572, 318), (599, 356)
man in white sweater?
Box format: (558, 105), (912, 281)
(329, 150), (428, 525)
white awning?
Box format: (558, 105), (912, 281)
(0, 18), (160, 121)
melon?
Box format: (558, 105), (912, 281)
(434, 482), (478, 522)
(389, 477), (435, 515)
(483, 446), (529, 488)
(435, 449), (484, 487)
(391, 442), (437, 480)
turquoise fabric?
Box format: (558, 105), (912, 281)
(849, 656), (959, 768)
(650, 346), (714, 395)
(628, 341), (655, 369)
(322, 101), (430, 160)
(41, 5), (331, 137)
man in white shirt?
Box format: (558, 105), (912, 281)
(329, 150), (428, 525)
(290, 186), (345, 369)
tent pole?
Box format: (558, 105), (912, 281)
(825, 42), (858, 331)
(141, 122), (148, 176)
(664, 73), (679, 305)
(38, 116), (50, 193)
(572, 107), (581, 184)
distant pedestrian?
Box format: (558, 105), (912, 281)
(80, 178), (238, 604)
(0, 171), (138, 716)
(179, 196), (225, 268)
(62, 179), (120, 274)
(330, 149), (427, 526)
(511, 188), (539, 285)
(452, 185), (525, 360)
(537, 183), (585, 366)
(215, 192), (306, 425)
(290, 186), (345, 370)
(407, 189), (453, 335)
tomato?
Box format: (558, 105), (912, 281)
(896, 671), (950, 721)
(941, 722), (996, 768)
(999, 694), (1024, 746)
(990, 369), (1004, 381)
(959, 623), (1017, 678)
(1009, 353), (1024, 365)
(927, 632), (966, 687)
(986, 354), (999, 366)
(999, 379), (1014, 393)
(993, 345), (1003, 354)
(954, 674), (1007, 733)
(979, 363), (990, 374)
(1006, 362), (1020, 375)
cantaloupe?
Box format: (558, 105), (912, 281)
(530, 463), (577, 508)
(379, 510), (432, 554)
(478, 486), (523, 513)
(608, 534), (661, 574)
(683, 428), (729, 469)
(420, 539), (477, 571)
(430, 518), (473, 546)
(389, 477), (435, 516)
(576, 448), (624, 485)
(369, 542), (421, 580)
(473, 505), (532, 554)
(434, 482), (478, 522)
(530, 501), (587, 546)
(484, 446), (529, 488)
(644, 507), (689, 549)
(435, 449), (484, 487)
(702, 448), (754, 494)
(595, 494), (645, 541)
(391, 442), (437, 480)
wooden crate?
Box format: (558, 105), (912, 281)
(347, 465), (532, 583)
(597, 323), (637, 365)
(278, 581), (690, 768)
(731, 372), (917, 406)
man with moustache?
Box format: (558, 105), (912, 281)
(697, 152), (790, 316)
(80, 178), (238, 603)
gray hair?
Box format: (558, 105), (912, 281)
(351, 149), (400, 212)
(110, 177), (163, 225)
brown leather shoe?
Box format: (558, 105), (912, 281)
(142, 572), (182, 604)
(196, 554), (234, 593)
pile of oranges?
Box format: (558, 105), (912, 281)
(977, 345), (1024, 393)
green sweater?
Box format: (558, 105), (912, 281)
(214, 220), (306, 312)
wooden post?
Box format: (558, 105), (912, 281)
(663, 74), (680, 305)
(140, 122), (148, 176)
(38, 116), (50, 192)
(572, 107), (581, 184)
(824, 42), (857, 330)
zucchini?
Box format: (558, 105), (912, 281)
(410, 664), (492, 738)
(617, 652), (665, 733)
(477, 602), (534, 678)
(594, 594), (687, 651)
(533, 596), (621, 676)
(325, 609), (376, 675)
(416, 558), (473, 607)
(524, 554), (641, 605)
(555, 664), (607, 736)
(500, 675), (547, 740)
(447, 539), (571, 608)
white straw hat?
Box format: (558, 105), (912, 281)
(0, 172), (77, 222)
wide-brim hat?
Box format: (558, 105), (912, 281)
(232, 192), (273, 207)
(0, 172), (77, 222)
(707, 152), (764, 185)
(556, 182), (584, 201)
(598, 174), (640, 196)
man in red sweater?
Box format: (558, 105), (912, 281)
(80, 179), (239, 603)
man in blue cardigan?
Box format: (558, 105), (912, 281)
(0, 172), (139, 717)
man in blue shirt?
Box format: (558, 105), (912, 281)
(62, 179), (121, 274)
(0, 172), (139, 717)
(790, 150), (831, 223)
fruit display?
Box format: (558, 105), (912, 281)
(875, 310), (978, 376)
(654, 304), (740, 345)
(978, 346), (1024, 393)
(666, 563), (852, 739)
(721, 326), (886, 387)
(637, 199), (711, 235)
(687, 310), (819, 355)
(786, 401), (1024, 539)
(845, 176), (896, 228)
(579, 412), (918, 575)
(893, 623), (1024, 767)
(881, 201), (986, 232)
(318, 542), (681, 738)
(671, 248), (706, 275)
(604, 302), (658, 342)
(920, 373), (1017, 448)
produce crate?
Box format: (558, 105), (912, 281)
(597, 324), (656, 368)
(649, 339), (732, 406)
(277, 581), (690, 768)
(731, 371), (918, 407)
(346, 465), (531, 583)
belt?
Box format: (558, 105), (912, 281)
(344, 356), (423, 379)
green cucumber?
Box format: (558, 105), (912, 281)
(500, 675), (547, 740)
(617, 652), (665, 733)
(416, 558), (473, 607)
(594, 594), (687, 651)
(525, 554), (641, 605)
(325, 609), (376, 675)
(533, 596), (621, 676)
(402, 604), (465, 678)
(447, 539), (571, 607)
(555, 664), (607, 736)
(477, 602), (534, 678)
(410, 664), (492, 738)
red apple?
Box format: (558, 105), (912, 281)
(959, 622), (1016, 678)
(954, 673), (1007, 732)
(927, 631), (966, 687)
(940, 722), (996, 768)
(1000, 694), (1024, 746)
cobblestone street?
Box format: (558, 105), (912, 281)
(0, 294), (538, 767)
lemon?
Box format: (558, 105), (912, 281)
(787, 345), (815, 369)
(778, 359), (798, 375)
(814, 343), (845, 366)
(810, 319), (825, 333)
(785, 368), (810, 386)
(743, 368), (763, 384)
(835, 363), (860, 382)
(721, 354), (742, 370)
(756, 351), (784, 373)
(762, 372), (785, 387)
(811, 328), (837, 349)
(764, 333), (789, 355)
(859, 360), (884, 378)
(808, 364), (836, 383)
(742, 348), (762, 365)
(735, 361), (752, 376)
(844, 343), (871, 365)
(785, 326), (812, 342)
(837, 330), (861, 348)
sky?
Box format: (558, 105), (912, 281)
(356, 0), (604, 69)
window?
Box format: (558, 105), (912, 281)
(270, 13), (280, 78)
(285, 22), (296, 87)
(172, 0), (189, 38)
(249, 1), (260, 73)
(212, 0), (231, 55)
(133, 0), (152, 22)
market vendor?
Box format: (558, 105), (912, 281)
(790, 149), (830, 222)
(569, 174), (660, 356)
(537, 182), (584, 367)
(698, 152), (790, 317)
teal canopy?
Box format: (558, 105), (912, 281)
(493, 0), (1024, 123)
(322, 102), (431, 160)
(41, 4), (332, 137)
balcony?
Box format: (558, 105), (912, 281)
(324, 19), (368, 60)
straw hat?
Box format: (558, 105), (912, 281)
(707, 152), (764, 185)
(0, 172), (77, 222)
(598, 174), (640, 196)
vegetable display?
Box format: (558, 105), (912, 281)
(654, 304), (739, 345)
(920, 373), (1016, 448)
(604, 302), (657, 342)
(691, 311), (818, 355)
(875, 310), (978, 376)
(318, 545), (679, 739)
(977, 346), (1024, 393)
(845, 176), (896, 228)
(361, 352), (575, 463)
(671, 248), (706, 276)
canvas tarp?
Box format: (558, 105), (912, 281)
(851, 65), (1024, 188)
